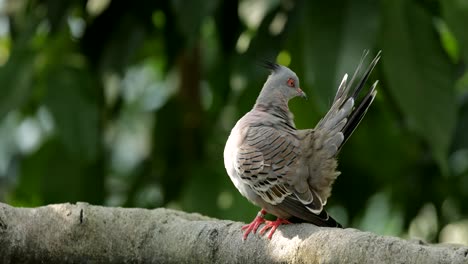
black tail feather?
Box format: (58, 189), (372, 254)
(287, 211), (343, 228)
(345, 50), (369, 102)
(343, 81), (378, 143)
(279, 196), (343, 228)
(350, 50), (381, 100)
(340, 51), (381, 147)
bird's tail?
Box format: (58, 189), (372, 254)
(341, 51), (381, 147)
(315, 50), (381, 157)
(287, 210), (343, 228)
(281, 196), (343, 227)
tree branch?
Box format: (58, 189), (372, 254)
(0, 202), (467, 263)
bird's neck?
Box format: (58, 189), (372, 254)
(254, 89), (289, 111)
(254, 92), (293, 126)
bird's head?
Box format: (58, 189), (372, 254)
(257, 61), (307, 105)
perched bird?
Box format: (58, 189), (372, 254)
(223, 51), (381, 240)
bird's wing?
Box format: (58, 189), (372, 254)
(235, 125), (298, 205)
(235, 124), (338, 226)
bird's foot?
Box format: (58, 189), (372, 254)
(259, 218), (291, 239)
(241, 209), (267, 240)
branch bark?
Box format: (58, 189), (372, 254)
(0, 202), (467, 263)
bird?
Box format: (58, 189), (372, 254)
(223, 50), (381, 240)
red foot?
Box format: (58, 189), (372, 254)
(241, 209), (266, 240)
(259, 218), (291, 239)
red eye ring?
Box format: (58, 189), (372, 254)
(287, 78), (295, 87)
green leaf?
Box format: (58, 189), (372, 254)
(170, 0), (220, 47)
(11, 139), (103, 205)
(434, 19), (460, 63)
(296, 0), (379, 113)
(287, 0), (379, 128)
(381, 0), (457, 174)
(43, 66), (99, 163)
(441, 0), (468, 63)
(452, 97), (468, 151)
(0, 49), (35, 120)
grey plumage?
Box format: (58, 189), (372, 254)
(224, 51), (381, 238)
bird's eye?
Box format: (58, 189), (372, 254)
(287, 78), (295, 88)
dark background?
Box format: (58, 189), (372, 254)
(0, 0), (467, 244)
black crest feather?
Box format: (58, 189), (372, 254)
(259, 60), (280, 72)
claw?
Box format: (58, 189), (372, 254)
(242, 209), (266, 240)
(259, 218), (291, 239)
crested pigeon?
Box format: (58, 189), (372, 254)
(223, 51), (381, 240)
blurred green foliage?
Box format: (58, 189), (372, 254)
(0, 0), (468, 244)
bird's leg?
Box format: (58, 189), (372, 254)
(259, 218), (291, 239)
(241, 209), (267, 240)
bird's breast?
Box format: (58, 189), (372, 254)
(224, 125), (249, 196)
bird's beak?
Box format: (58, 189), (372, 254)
(297, 88), (307, 100)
